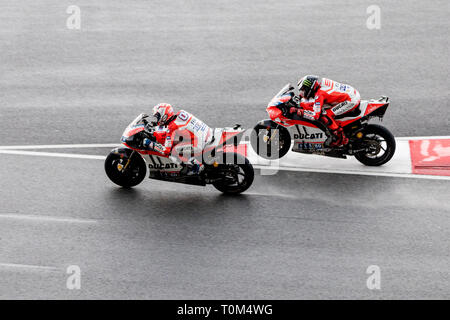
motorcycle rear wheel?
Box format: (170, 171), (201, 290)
(354, 124), (396, 166)
(211, 153), (254, 194)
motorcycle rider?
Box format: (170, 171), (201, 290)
(289, 75), (361, 147)
(142, 103), (211, 175)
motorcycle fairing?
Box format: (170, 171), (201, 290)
(202, 128), (245, 154)
(289, 125), (328, 153)
(143, 154), (183, 173)
(336, 97), (390, 127)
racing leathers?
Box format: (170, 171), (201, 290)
(144, 110), (212, 175)
(293, 78), (361, 147)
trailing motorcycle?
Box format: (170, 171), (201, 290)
(105, 114), (254, 194)
(251, 84), (396, 166)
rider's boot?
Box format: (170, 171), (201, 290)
(320, 114), (348, 148)
(328, 127), (349, 147)
(186, 157), (204, 176)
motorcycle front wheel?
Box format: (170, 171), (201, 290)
(105, 150), (147, 187)
(250, 123), (291, 160)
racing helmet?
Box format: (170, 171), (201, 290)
(297, 75), (320, 99)
(152, 103), (174, 126)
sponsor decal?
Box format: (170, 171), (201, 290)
(153, 143), (165, 153)
(303, 110), (315, 120)
(189, 118), (207, 133)
(294, 132), (324, 140)
(313, 102), (321, 112)
(149, 163), (179, 170)
(178, 111), (189, 121)
(332, 101), (349, 113)
(298, 142), (323, 150)
(365, 104), (380, 115)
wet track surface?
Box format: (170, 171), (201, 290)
(1, 154), (450, 299)
(1, 0), (449, 145)
(0, 0), (449, 299)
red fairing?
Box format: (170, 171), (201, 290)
(335, 118), (358, 127)
(267, 106), (283, 120)
(222, 143), (247, 157)
(219, 131), (241, 145)
(152, 130), (167, 145)
(267, 105), (319, 129)
(122, 142), (164, 156)
(335, 102), (388, 127)
(364, 103), (385, 116)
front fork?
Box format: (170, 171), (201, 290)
(117, 150), (135, 173)
(262, 126), (280, 144)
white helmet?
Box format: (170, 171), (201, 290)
(152, 103), (174, 126)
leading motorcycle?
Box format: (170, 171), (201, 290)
(105, 114), (254, 194)
(251, 84), (396, 166)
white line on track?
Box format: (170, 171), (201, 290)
(0, 263), (60, 272)
(0, 213), (98, 224)
(0, 137), (449, 181)
(397, 136), (450, 140)
(0, 136), (449, 150)
(244, 192), (298, 198)
(0, 143), (118, 150)
(253, 165), (450, 180)
(0, 149), (105, 160)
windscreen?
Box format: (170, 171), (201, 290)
(122, 113), (147, 138)
(267, 83), (294, 107)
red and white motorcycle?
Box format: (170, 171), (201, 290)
(251, 84), (396, 166)
(105, 114), (254, 194)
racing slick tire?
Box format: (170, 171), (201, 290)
(211, 153), (254, 194)
(251, 123), (291, 160)
(105, 149), (147, 187)
(354, 124), (396, 166)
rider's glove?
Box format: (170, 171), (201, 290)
(289, 107), (303, 117)
(143, 138), (154, 149)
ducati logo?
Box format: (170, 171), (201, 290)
(149, 163), (179, 169)
(332, 101), (349, 113)
(294, 133), (324, 139)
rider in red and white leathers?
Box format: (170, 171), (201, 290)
(290, 75), (361, 147)
(143, 103), (212, 174)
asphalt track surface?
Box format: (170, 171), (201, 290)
(0, 0), (449, 299)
